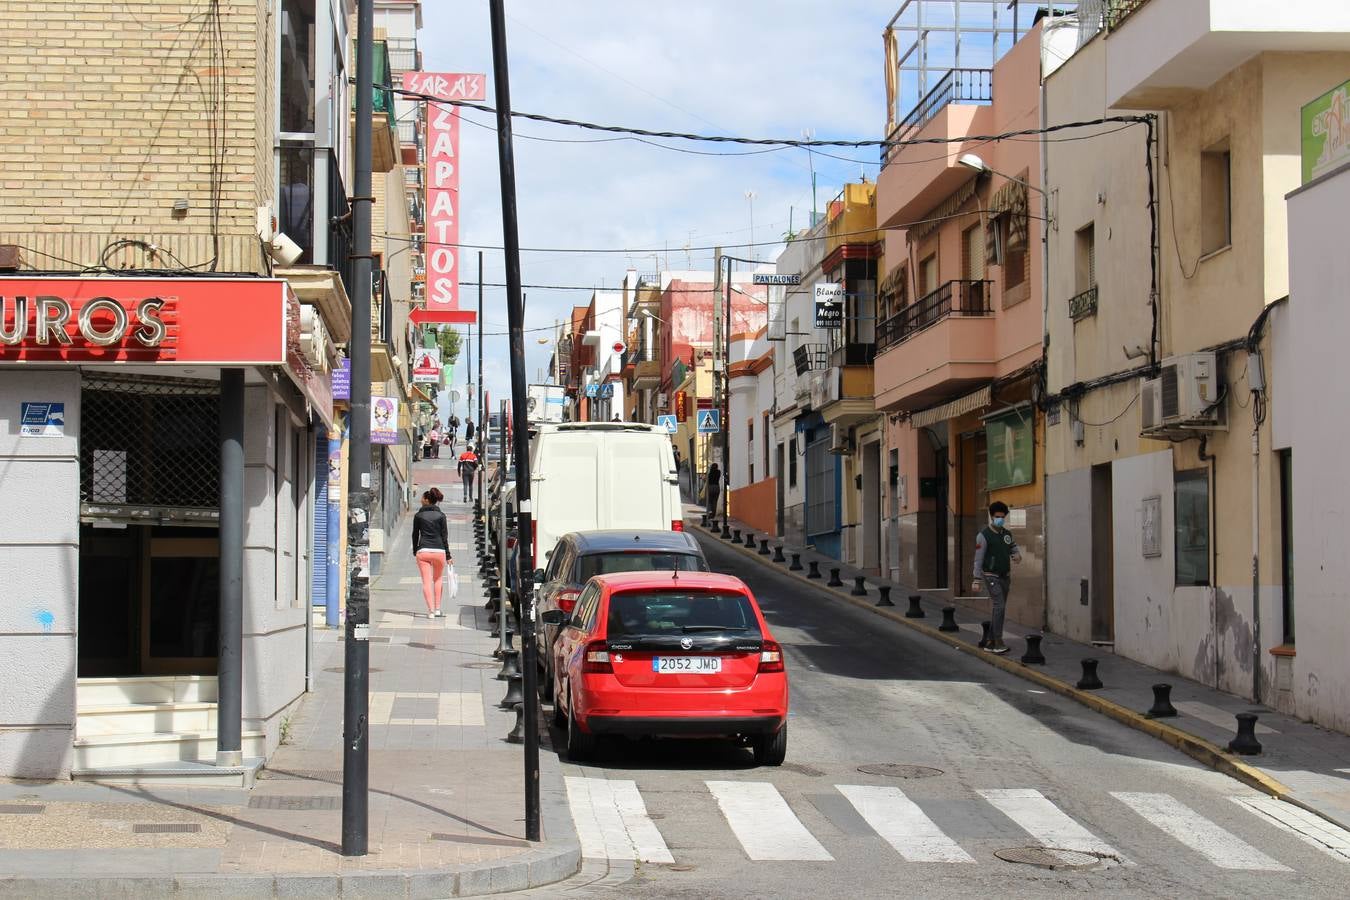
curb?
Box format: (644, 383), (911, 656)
(691, 521), (1350, 833)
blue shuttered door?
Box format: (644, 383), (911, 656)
(311, 432), (329, 607)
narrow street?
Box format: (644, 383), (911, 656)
(526, 533), (1350, 898)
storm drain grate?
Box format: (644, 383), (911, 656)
(133, 823), (201, 834)
(431, 832), (529, 848)
(994, 847), (1118, 870)
(857, 764), (944, 779)
(461, 662), (499, 669)
(248, 795), (340, 811)
(0, 804), (45, 814)
(258, 769), (344, 782)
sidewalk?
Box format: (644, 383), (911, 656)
(0, 460), (578, 899)
(692, 504), (1350, 835)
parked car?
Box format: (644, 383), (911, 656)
(533, 530), (709, 691)
(527, 422), (682, 573)
(542, 571), (788, 766)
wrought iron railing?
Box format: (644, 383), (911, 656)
(885, 68), (993, 162)
(1106, 0), (1151, 31)
(386, 38), (419, 74)
(1069, 285), (1098, 321)
(876, 279), (992, 351)
(327, 151), (355, 300)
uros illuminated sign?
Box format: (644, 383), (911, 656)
(1, 295), (168, 347)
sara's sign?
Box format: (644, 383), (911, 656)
(0, 277), (287, 364)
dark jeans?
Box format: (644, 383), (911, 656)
(462, 473), (474, 502)
(983, 573), (1011, 641)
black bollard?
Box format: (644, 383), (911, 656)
(1147, 683), (1178, 718)
(744, 532), (757, 549)
(807, 560), (821, 579)
(1076, 658), (1103, 690)
(497, 648), (520, 681)
(700, 514), (709, 528)
(852, 576), (868, 596)
(827, 568), (843, 587)
(876, 586), (894, 607)
(1021, 634), (1046, 665)
(759, 539), (772, 556)
(773, 545), (786, 562)
(939, 606), (959, 632)
(505, 702), (525, 744)
(732, 528), (742, 543)
(905, 594), (925, 618)
(499, 673), (524, 709)
(720, 522), (732, 539)
(1228, 713), (1263, 755)
(789, 553), (803, 571)
(978, 621), (991, 648)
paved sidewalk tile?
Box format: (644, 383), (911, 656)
(695, 503), (1350, 832)
(0, 461), (577, 896)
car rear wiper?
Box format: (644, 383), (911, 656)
(681, 625), (748, 632)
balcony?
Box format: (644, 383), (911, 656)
(273, 147), (353, 344)
(387, 38), (420, 75)
(1104, 0), (1350, 109)
(352, 41), (399, 172)
(633, 360), (662, 390)
(1069, 285), (1098, 322)
(874, 280), (996, 412)
(886, 68), (992, 161)
(810, 365), (876, 426)
(877, 100), (986, 226)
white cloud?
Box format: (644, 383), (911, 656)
(418, 0), (890, 408)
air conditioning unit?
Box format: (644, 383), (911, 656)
(828, 423), (854, 455)
(299, 305), (331, 369)
(1141, 351), (1225, 435)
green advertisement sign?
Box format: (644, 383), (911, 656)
(986, 407), (1034, 491)
(1301, 78), (1350, 184)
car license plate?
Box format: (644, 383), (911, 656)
(652, 656), (722, 673)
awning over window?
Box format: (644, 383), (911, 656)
(908, 385), (991, 429)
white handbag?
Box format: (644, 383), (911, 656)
(447, 564), (460, 600)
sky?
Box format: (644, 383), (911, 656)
(421, 0), (891, 420)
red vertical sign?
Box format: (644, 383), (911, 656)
(402, 72), (486, 325)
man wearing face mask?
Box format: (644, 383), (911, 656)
(972, 500), (1022, 654)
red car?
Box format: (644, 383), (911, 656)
(541, 571), (789, 765)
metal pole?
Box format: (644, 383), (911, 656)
(498, 399), (508, 658)
(722, 256), (731, 530)
(216, 367), (244, 767)
(711, 247), (722, 524)
(342, 0), (375, 858)
(477, 252), (485, 515)
(488, 0), (540, 842)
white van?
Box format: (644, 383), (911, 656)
(527, 422), (682, 569)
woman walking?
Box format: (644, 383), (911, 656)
(412, 487), (452, 617)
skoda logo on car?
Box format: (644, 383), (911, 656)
(680, 637), (694, 650)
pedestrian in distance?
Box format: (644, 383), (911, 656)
(412, 487), (452, 618)
(464, 418), (475, 442)
(972, 500), (1022, 654)
(704, 462), (722, 519)
(427, 424), (441, 459)
(457, 448), (480, 503)
(447, 414), (460, 454)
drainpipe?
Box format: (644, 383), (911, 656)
(1039, 73), (1052, 633)
(1251, 422), (1261, 702)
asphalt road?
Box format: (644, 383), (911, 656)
(515, 533), (1350, 899)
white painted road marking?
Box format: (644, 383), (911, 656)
(1233, 796), (1350, 863)
(1113, 792), (1290, 871)
(838, 785), (974, 863)
(565, 777), (673, 864)
(707, 781), (834, 861)
(980, 788), (1126, 863)
(1173, 701), (1278, 733)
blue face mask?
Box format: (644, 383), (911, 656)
(992, 516), (1006, 528)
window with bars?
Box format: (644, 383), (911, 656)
(80, 376), (220, 521)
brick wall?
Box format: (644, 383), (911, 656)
(0, 0), (272, 272)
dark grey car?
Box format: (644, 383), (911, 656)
(532, 530), (709, 690)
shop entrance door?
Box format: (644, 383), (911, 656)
(78, 524), (219, 677)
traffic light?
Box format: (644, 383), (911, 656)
(675, 390), (688, 422)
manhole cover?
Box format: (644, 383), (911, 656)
(248, 795), (340, 811)
(462, 661), (499, 669)
(665, 864), (696, 872)
(781, 763), (825, 777)
(856, 764), (944, 779)
(994, 847), (1116, 870)
(323, 667), (382, 673)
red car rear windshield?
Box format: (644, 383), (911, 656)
(605, 590), (761, 638)
(577, 552), (707, 582)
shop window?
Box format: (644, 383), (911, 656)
(1175, 468), (1210, 587)
(1201, 140), (1231, 256)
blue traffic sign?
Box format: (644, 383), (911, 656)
(697, 409), (720, 434)
(656, 414), (678, 434)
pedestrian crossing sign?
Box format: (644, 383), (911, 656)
(697, 409), (720, 433)
(657, 414), (678, 434)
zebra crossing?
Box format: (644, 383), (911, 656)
(564, 776), (1350, 872)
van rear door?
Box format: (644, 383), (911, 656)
(600, 433), (668, 531)
(535, 435), (599, 564)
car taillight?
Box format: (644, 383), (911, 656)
(758, 639), (784, 673)
(582, 640), (612, 674)
(556, 589), (581, 614)
(671, 519), (684, 532)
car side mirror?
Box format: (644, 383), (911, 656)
(540, 609), (567, 626)
(534, 568), (546, 582)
